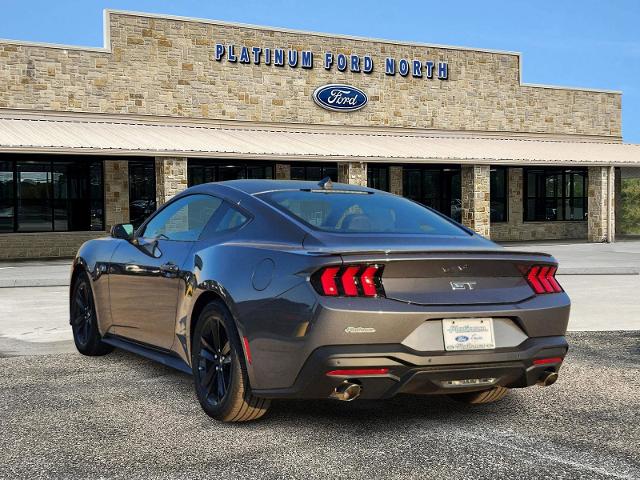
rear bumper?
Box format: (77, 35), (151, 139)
(252, 335), (568, 399)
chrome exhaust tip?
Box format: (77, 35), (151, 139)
(537, 370), (559, 387)
(329, 382), (362, 401)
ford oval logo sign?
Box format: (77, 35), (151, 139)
(312, 84), (368, 112)
(455, 335), (469, 343)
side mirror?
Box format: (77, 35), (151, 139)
(110, 223), (135, 240)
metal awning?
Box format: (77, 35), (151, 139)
(0, 112), (639, 166)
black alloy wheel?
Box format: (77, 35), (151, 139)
(192, 301), (270, 422)
(194, 316), (233, 407)
(70, 271), (113, 356)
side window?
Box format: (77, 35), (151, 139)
(214, 206), (249, 232)
(142, 194), (222, 241)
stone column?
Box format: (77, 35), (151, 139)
(338, 162), (367, 186)
(389, 165), (403, 195)
(615, 167), (622, 238)
(461, 164), (490, 238)
(275, 163), (291, 180)
(588, 166), (615, 242)
(104, 160), (130, 230)
(155, 157), (188, 207)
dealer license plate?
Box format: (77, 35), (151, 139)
(442, 318), (496, 351)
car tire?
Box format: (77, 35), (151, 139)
(70, 271), (114, 357)
(191, 301), (270, 422)
(448, 386), (510, 404)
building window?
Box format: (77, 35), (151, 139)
(290, 163), (337, 182)
(367, 165), (389, 191)
(187, 160), (274, 187)
(524, 168), (587, 221)
(0, 161), (14, 232)
(402, 166), (461, 222)
(490, 167), (508, 223)
(129, 159), (156, 229)
(0, 156), (104, 233)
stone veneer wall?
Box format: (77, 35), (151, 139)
(490, 168), (588, 241)
(104, 159), (130, 230)
(389, 166), (403, 196)
(155, 157), (188, 206)
(275, 163), (291, 180)
(587, 166), (615, 242)
(461, 165), (491, 238)
(0, 12), (621, 137)
(0, 232), (105, 260)
(338, 162), (367, 186)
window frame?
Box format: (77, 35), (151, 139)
(401, 165), (461, 222)
(0, 156), (105, 234)
(367, 164), (390, 192)
(523, 167), (588, 222)
(187, 160), (276, 187)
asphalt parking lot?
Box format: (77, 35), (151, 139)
(0, 332), (638, 480)
(1, 241), (639, 479)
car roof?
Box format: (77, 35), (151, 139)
(206, 179), (376, 195)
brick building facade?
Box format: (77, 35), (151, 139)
(0, 10), (638, 259)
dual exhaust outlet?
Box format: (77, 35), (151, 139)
(330, 382), (362, 401)
(329, 370), (558, 401)
(537, 370), (559, 387)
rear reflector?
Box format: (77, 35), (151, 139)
(526, 265), (563, 294)
(326, 368), (389, 377)
(312, 264), (385, 297)
(533, 357), (563, 365)
(243, 336), (252, 365)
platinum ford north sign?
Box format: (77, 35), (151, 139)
(313, 84), (368, 112)
(214, 44), (449, 80)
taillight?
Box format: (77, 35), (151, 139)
(312, 264), (385, 297)
(319, 266), (340, 296)
(526, 265), (563, 294)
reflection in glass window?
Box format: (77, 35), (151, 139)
(187, 160), (275, 187)
(402, 166), (461, 222)
(214, 207), (248, 232)
(17, 162), (52, 232)
(0, 156), (105, 233)
(129, 160), (157, 229)
(524, 168), (587, 221)
(367, 165), (389, 192)
(260, 190), (468, 236)
(290, 163), (337, 182)
(0, 162), (14, 232)
(490, 167), (508, 223)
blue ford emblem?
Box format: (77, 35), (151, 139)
(312, 84), (368, 112)
(455, 335), (469, 343)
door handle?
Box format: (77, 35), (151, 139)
(160, 263), (179, 274)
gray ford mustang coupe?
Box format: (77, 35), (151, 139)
(70, 179), (569, 422)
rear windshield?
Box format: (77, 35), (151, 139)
(259, 190), (468, 236)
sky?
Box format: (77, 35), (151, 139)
(1, 0), (638, 142)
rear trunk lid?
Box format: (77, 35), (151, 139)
(304, 233), (554, 306)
